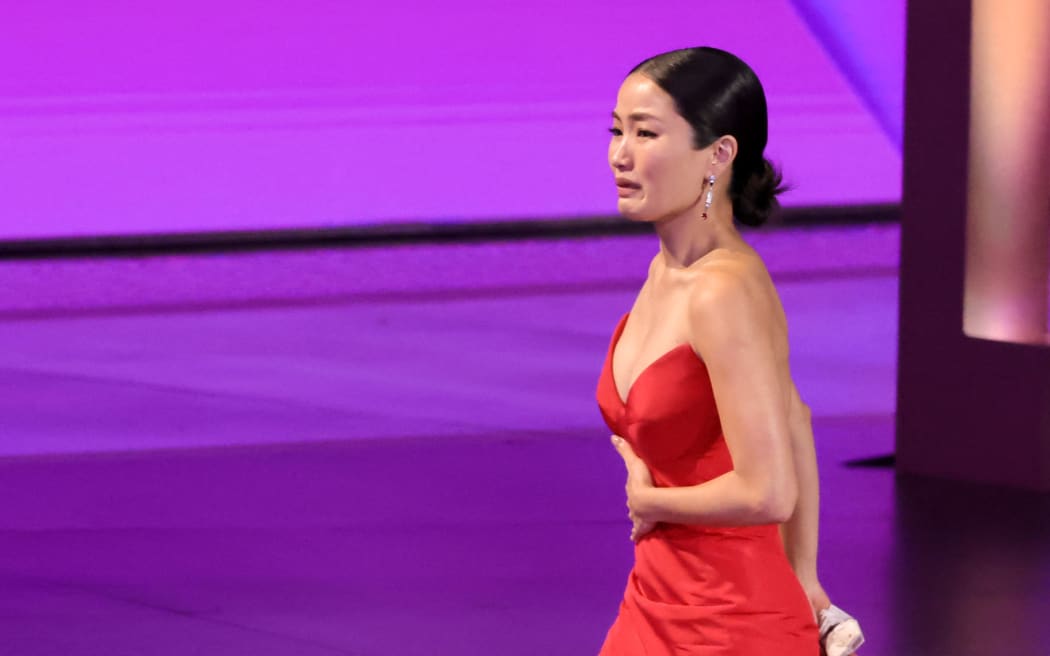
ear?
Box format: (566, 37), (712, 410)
(712, 135), (737, 171)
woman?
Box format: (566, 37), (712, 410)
(595, 47), (862, 655)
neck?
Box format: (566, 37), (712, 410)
(653, 205), (740, 269)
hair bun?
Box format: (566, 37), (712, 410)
(732, 157), (787, 227)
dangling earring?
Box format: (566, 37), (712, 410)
(701, 175), (716, 219)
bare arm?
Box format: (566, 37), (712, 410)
(773, 384), (833, 623)
(624, 269), (798, 527)
(779, 387), (820, 581)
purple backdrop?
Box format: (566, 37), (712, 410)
(0, 1), (902, 239)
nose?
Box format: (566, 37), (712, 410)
(610, 135), (631, 171)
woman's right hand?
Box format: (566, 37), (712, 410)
(611, 435), (658, 542)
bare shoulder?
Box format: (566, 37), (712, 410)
(687, 249), (781, 352)
(688, 249), (775, 316)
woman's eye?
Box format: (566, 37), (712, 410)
(608, 127), (623, 136)
(637, 129), (657, 138)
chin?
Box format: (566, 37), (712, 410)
(617, 202), (659, 223)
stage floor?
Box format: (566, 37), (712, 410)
(0, 224), (1046, 655)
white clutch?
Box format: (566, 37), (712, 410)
(818, 604), (865, 656)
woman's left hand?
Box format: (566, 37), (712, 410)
(611, 435), (657, 541)
(797, 575), (832, 624)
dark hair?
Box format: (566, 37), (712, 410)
(630, 47), (787, 226)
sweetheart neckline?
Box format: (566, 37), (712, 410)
(607, 312), (706, 407)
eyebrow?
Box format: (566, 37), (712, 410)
(611, 111), (660, 122)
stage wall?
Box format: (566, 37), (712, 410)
(0, 1), (902, 240)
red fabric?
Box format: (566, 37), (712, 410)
(596, 313), (819, 655)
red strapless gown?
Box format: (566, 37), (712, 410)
(596, 313), (818, 655)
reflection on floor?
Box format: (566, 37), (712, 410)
(0, 224), (1046, 655)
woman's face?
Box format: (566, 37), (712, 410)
(609, 73), (712, 222)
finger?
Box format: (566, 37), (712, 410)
(612, 436), (643, 474)
(633, 519), (655, 541)
(612, 438), (638, 474)
(610, 435), (636, 458)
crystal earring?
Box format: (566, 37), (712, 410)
(701, 175), (716, 219)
